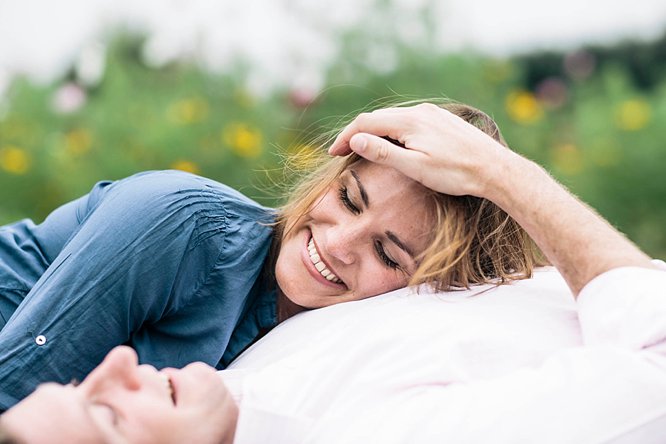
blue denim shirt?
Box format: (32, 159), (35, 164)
(0, 170), (278, 410)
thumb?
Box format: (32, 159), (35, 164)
(349, 133), (413, 168)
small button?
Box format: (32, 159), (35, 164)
(35, 335), (47, 346)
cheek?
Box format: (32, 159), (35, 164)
(308, 190), (339, 220)
(120, 409), (182, 444)
(274, 236), (300, 285)
(354, 265), (409, 299)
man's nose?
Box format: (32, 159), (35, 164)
(83, 346), (142, 394)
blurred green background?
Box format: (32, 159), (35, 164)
(1, 31), (665, 258)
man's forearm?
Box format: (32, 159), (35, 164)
(486, 151), (655, 296)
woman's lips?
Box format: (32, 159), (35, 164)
(307, 237), (342, 283)
(302, 231), (346, 289)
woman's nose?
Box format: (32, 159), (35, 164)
(325, 223), (366, 265)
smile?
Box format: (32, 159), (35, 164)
(307, 237), (342, 284)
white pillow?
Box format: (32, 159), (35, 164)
(225, 267), (578, 406)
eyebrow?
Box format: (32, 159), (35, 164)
(386, 231), (415, 258)
(350, 170), (369, 208)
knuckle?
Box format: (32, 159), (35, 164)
(418, 102), (439, 114)
(375, 143), (391, 162)
(356, 112), (372, 125)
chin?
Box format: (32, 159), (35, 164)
(274, 263), (306, 306)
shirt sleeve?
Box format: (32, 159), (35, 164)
(303, 347), (666, 444)
(577, 261), (666, 356)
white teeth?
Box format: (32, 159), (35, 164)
(308, 238), (342, 284)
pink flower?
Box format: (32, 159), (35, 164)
(536, 77), (569, 109)
(51, 83), (87, 114)
(288, 87), (318, 109)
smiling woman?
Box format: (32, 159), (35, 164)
(275, 102), (540, 309)
(275, 161), (435, 311)
(0, 100), (540, 421)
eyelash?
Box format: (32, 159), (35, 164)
(337, 185), (400, 270)
(338, 186), (360, 215)
(375, 240), (400, 269)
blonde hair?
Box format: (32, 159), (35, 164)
(273, 101), (543, 291)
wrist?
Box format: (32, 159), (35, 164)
(479, 148), (536, 208)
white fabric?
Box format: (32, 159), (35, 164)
(221, 265), (666, 443)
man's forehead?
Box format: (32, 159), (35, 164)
(7, 384), (108, 443)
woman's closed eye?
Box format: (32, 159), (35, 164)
(375, 240), (400, 270)
(338, 186), (360, 215)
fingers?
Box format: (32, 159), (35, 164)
(348, 133), (421, 176)
(328, 108), (408, 156)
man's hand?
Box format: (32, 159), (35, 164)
(329, 103), (657, 296)
(328, 103), (511, 199)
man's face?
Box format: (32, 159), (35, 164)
(275, 160), (433, 309)
(1, 346), (237, 444)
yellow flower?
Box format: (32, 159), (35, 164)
(505, 90), (543, 124)
(614, 99), (651, 131)
(64, 129), (93, 156)
(222, 122), (263, 158)
(287, 144), (316, 155)
(167, 98), (209, 125)
(171, 160), (200, 174)
(286, 144), (320, 170)
(0, 146), (30, 175)
(551, 143), (583, 175)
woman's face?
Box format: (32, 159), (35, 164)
(1, 347), (236, 444)
(276, 160), (433, 309)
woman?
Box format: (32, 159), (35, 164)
(0, 101), (540, 411)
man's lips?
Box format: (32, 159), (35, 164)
(161, 370), (178, 406)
